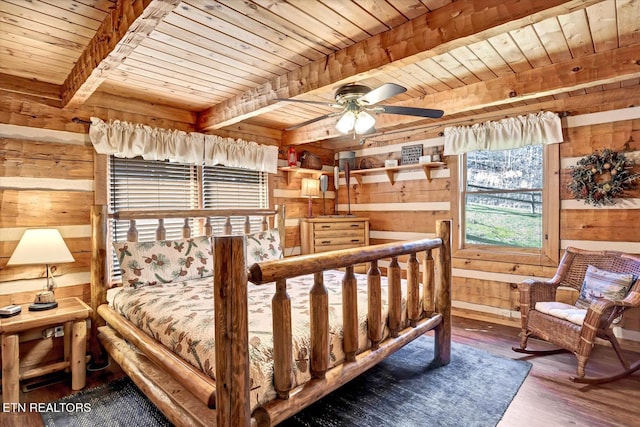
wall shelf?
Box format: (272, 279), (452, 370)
(340, 162), (445, 185)
(278, 166), (333, 185)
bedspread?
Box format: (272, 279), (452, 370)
(111, 270), (414, 409)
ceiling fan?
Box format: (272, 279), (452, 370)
(276, 82), (444, 135)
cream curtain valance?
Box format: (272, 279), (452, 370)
(89, 117), (278, 174)
(443, 111), (563, 155)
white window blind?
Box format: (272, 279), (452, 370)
(202, 165), (269, 234)
(110, 157), (198, 243)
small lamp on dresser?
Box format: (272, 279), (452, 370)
(300, 177), (320, 218)
(7, 228), (75, 311)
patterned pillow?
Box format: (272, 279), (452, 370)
(574, 264), (634, 309)
(114, 236), (213, 288)
(246, 228), (283, 266)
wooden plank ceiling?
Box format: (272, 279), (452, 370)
(0, 0), (638, 144)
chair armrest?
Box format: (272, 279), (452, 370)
(517, 279), (560, 327)
(579, 292), (640, 348)
(519, 278), (560, 307)
(588, 291), (640, 314)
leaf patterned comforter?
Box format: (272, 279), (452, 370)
(111, 270), (414, 409)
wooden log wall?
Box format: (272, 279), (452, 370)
(325, 101), (640, 342)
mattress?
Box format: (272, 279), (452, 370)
(111, 270), (415, 409)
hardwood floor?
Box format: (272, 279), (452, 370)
(2, 316), (639, 427)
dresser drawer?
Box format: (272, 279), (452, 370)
(314, 236), (366, 247)
(314, 228), (364, 239)
(313, 222), (365, 231)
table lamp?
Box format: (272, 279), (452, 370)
(300, 177), (320, 217)
(7, 228), (75, 311)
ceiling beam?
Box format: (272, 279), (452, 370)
(197, 0), (601, 131)
(60, 0), (181, 109)
(282, 44), (640, 145)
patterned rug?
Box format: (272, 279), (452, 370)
(41, 335), (530, 427)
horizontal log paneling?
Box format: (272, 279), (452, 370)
(452, 276), (519, 311)
(364, 210), (451, 233)
(451, 258), (557, 278)
(0, 190), (92, 228)
(345, 179), (450, 204)
(560, 209), (640, 241)
(560, 118), (640, 157)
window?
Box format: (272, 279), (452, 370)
(454, 144), (559, 265)
(108, 156), (269, 278)
(463, 145), (542, 248)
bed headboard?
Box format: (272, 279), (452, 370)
(89, 204), (285, 312)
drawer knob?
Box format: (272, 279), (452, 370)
(351, 239), (359, 243)
(321, 240), (331, 244)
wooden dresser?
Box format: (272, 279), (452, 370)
(300, 216), (369, 254)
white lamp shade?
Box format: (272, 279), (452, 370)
(335, 111), (356, 133)
(354, 111), (375, 134)
(300, 178), (320, 198)
(7, 229), (75, 266)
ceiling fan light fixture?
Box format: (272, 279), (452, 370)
(354, 111), (375, 134)
(336, 110), (356, 133)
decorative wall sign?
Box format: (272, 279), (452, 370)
(568, 149), (639, 207)
(401, 144), (423, 165)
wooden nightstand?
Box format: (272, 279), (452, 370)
(0, 297), (91, 404)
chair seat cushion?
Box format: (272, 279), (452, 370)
(535, 301), (587, 326)
(575, 264), (635, 309)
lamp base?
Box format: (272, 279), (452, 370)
(29, 302), (58, 311)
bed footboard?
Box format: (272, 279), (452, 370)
(214, 220), (452, 426)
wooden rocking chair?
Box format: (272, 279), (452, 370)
(513, 247), (640, 384)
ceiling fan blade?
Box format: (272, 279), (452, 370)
(358, 83), (406, 105)
(275, 98), (339, 108)
(377, 105), (444, 118)
(285, 112), (342, 131)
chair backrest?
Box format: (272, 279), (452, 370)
(555, 247), (640, 292)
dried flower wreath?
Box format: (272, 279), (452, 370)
(568, 149), (639, 207)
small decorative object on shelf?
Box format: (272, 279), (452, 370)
(300, 150), (322, 170)
(401, 144), (423, 165)
(568, 149), (640, 207)
(287, 146), (297, 166)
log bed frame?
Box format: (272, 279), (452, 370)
(90, 204), (452, 427)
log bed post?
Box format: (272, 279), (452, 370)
(89, 205), (108, 369)
(434, 220), (452, 365)
(310, 272), (329, 378)
(367, 260), (382, 350)
(214, 235), (251, 427)
(342, 266), (358, 362)
(272, 279), (293, 399)
(387, 257), (402, 337)
(422, 249), (435, 315)
(407, 252), (420, 327)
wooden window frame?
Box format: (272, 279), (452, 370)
(450, 143), (560, 267)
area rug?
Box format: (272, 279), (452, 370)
(42, 335), (530, 427)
